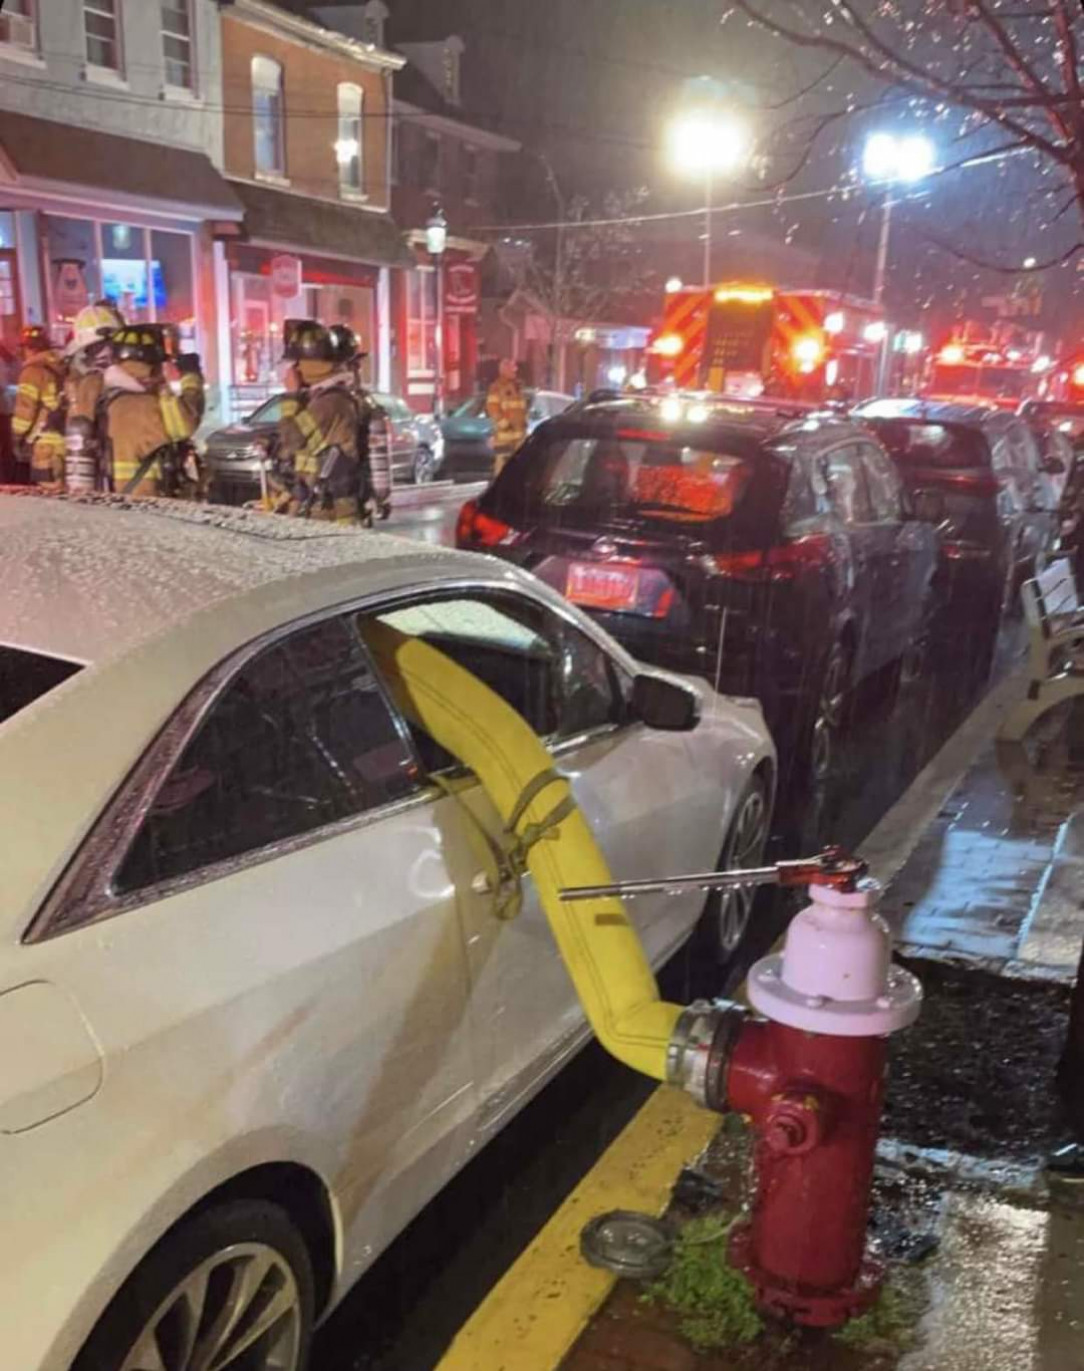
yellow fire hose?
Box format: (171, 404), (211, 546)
(362, 620), (682, 1081)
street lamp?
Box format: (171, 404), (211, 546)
(426, 206), (448, 418)
(666, 109), (750, 288)
(862, 131), (935, 391)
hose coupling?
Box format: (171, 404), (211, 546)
(666, 998), (750, 1112)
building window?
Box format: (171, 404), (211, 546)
(0, 0), (37, 52)
(161, 0), (194, 90)
(252, 55), (285, 179)
(463, 145), (480, 202)
(336, 83), (363, 196)
(419, 131), (440, 191)
(407, 269), (437, 375)
(84, 0), (122, 72)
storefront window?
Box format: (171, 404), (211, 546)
(407, 269), (437, 375)
(102, 222), (151, 323)
(152, 230), (195, 347)
(44, 217), (100, 329)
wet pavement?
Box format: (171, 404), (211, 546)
(382, 479), (484, 547)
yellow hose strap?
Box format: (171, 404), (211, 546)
(506, 768), (578, 866)
(431, 775), (524, 922)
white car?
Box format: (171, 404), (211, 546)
(0, 495), (775, 1371)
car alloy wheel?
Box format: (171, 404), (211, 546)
(119, 1242), (303, 1371)
(414, 445), (437, 484)
(810, 644), (849, 785)
(714, 776), (770, 956)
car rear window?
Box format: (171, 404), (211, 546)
(497, 428), (755, 525)
(0, 645), (82, 726)
(865, 420), (989, 469)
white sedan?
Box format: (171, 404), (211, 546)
(0, 494), (775, 1371)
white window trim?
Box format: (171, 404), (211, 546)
(161, 0), (198, 97)
(84, 0), (124, 78)
(0, 42), (45, 69)
(252, 54), (287, 181)
(253, 169), (291, 189)
(336, 82), (364, 198)
(83, 62), (129, 89)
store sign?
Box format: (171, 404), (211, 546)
(445, 262), (478, 316)
(270, 254), (302, 299)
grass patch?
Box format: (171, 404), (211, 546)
(643, 1216), (764, 1351)
(833, 1282), (919, 1352)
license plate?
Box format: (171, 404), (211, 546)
(566, 562), (640, 611)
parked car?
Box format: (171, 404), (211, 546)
(441, 388), (574, 479)
(203, 391), (444, 506)
(0, 493), (774, 1371)
(855, 399), (1061, 644)
(456, 392), (940, 780)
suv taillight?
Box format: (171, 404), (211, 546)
(713, 534), (832, 582)
(456, 498), (517, 549)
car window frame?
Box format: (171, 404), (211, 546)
(819, 439), (875, 526)
(26, 577), (642, 944)
(362, 584), (636, 777)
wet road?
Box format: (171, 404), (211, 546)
(312, 490), (1021, 1371)
(382, 479), (485, 547)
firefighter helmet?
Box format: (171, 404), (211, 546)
(65, 302), (125, 356)
(112, 325), (168, 367)
(282, 319), (334, 363)
(18, 325), (52, 356)
(328, 324), (361, 366)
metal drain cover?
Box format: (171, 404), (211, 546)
(580, 1210), (674, 1280)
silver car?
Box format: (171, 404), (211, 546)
(204, 392), (445, 506)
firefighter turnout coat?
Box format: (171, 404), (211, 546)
(485, 376), (528, 470)
(13, 350), (66, 485)
(68, 364), (204, 496)
(274, 371), (369, 524)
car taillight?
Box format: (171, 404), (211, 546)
(456, 498), (516, 549)
(938, 471), (1000, 497)
(713, 534), (832, 582)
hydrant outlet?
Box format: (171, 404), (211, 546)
(666, 998), (748, 1111)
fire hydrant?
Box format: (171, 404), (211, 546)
(666, 857), (922, 1327)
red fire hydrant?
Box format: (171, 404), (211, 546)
(668, 864), (922, 1327)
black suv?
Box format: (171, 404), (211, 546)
(855, 399), (1061, 648)
(457, 394), (939, 779)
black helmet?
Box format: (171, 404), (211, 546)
(19, 325), (52, 356)
(282, 318), (334, 363)
(112, 325), (167, 367)
(328, 324), (360, 366)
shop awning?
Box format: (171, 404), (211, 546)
(228, 180), (414, 269)
(0, 111), (243, 220)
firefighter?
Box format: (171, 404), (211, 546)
(64, 302), (126, 492)
(92, 325), (205, 497)
(12, 325), (66, 490)
(271, 320), (371, 525)
(485, 357), (528, 476)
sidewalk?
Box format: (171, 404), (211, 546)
(558, 701), (1084, 1371)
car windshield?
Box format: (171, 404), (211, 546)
(498, 427), (755, 524)
(452, 396), (488, 418)
(864, 419), (989, 468)
(0, 644), (82, 726)
(247, 396), (286, 425)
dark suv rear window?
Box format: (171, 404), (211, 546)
(865, 420), (988, 469)
(0, 645), (82, 726)
(494, 427), (757, 525)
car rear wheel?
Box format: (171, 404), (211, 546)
(73, 1200), (314, 1371)
(413, 444), (437, 484)
(702, 773), (770, 961)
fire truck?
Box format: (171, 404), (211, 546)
(646, 283), (887, 403)
(923, 322), (1050, 409)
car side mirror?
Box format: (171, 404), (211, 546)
(911, 487), (946, 523)
(630, 673), (700, 731)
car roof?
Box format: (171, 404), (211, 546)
(555, 394), (855, 449)
(0, 491), (484, 669)
(856, 397), (1011, 427)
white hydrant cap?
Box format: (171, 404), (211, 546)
(747, 880), (922, 1037)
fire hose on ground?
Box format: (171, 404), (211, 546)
(362, 620), (923, 1327)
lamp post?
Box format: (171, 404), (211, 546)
(862, 132), (935, 392)
(666, 108), (750, 288)
(426, 206), (448, 417)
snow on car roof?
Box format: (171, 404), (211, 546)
(0, 491), (478, 666)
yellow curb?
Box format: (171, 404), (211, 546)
(434, 1083), (720, 1371)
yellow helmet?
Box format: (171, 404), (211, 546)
(65, 302), (125, 356)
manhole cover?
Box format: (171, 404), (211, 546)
(580, 1210), (674, 1280)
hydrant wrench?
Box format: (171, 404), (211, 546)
(559, 845), (868, 903)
